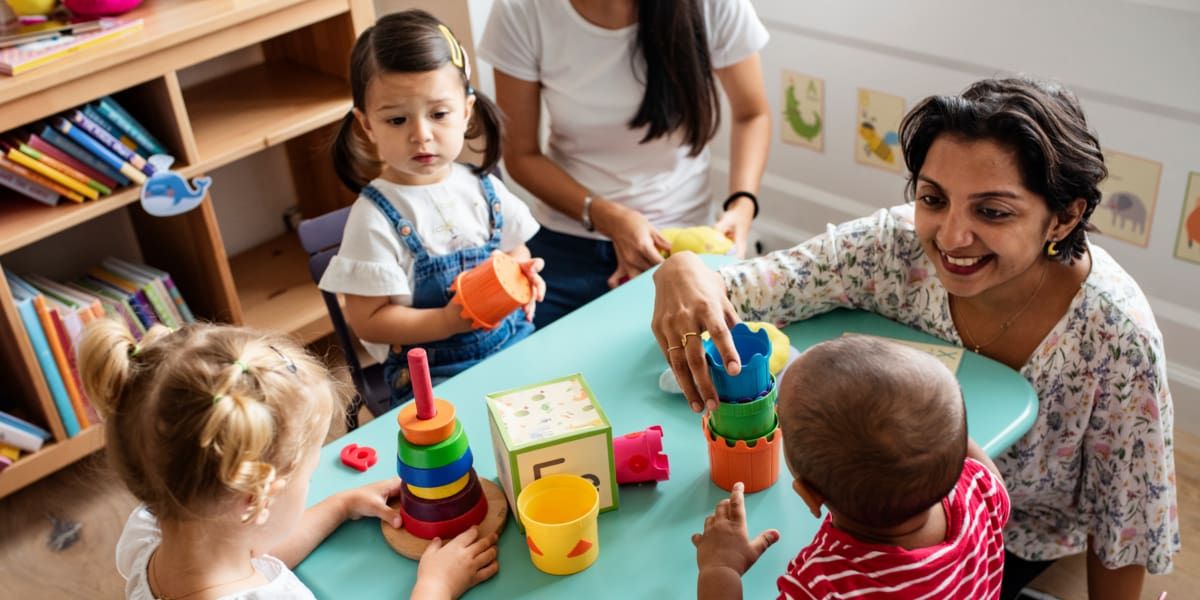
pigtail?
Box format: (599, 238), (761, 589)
(332, 111), (379, 194)
(466, 89), (504, 176)
(79, 319), (173, 419)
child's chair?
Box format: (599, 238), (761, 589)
(297, 207), (392, 430)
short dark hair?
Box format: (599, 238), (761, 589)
(899, 77), (1107, 264)
(629, 0), (720, 156)
(332, 10), (503, 193)
(778, 336), (967, 529)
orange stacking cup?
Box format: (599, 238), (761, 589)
(450, 253), (532, 330)
(702, 416), (780, 493)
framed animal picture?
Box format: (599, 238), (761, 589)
(854, 88), (905, 174)
(1094, 150), (1161, 247)
(1175, 171), (1200, 265)
(781, 70), (824, 152)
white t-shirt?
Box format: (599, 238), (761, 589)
(115, 506), (316, 600)
(318, 164), (539, 362)
(479, 0), (768, 239)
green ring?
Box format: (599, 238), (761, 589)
(712, 383), (777, 440)
(397, 421), (469, 469)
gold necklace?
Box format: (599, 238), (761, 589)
(149, 550), (259, 600)
(953, 261), (1049, 353)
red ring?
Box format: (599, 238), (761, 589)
(398, 490), (488, 540)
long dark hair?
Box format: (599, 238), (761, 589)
(899, 77), (1107, 264)
(630, 0), (719, 156)
(332, 10), (503, 193)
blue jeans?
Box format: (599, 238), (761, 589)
(526, 228), (618, 329)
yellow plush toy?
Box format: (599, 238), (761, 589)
(660, 226), (734, 257)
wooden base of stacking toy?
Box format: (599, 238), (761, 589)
(382, 478), (509, 560)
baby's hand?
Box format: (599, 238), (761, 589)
(412, 527), (499, 600)
(692, 482), (779, 577)
(338, 477), (404, 529)
(517, 257), (546, 322)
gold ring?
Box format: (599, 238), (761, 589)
(681, 331), (701, 347)
(667, 345), (683, 352)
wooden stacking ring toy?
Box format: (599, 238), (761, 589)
(382, 478), (509, 559)
(397, 490), (489, 540)
(397, 398), (457, 445)
(405, 472), (472, 501)
(398, 420), (469, 469)
(397, 447), (474, 488)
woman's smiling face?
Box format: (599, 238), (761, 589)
(913, 134), (1058, 300)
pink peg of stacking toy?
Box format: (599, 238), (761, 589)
(396, 348), (456, 445)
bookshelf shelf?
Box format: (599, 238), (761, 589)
(0, 0), (374, 500)
(230, 232), (331, 344)
(186, 61), (351, 169)
(0, 425), (104, 499)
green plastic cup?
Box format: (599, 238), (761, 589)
(711, 379), (777, 441)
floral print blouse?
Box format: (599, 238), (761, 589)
(721, 205), (1179, 573)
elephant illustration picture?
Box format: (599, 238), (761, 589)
(1103, 191), (1148, 235)
(140, 154), (212, 217)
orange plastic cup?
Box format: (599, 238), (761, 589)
(450, 254), (532, 330)
(702, 416), (780, 494)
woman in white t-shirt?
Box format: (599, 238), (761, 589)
(479, 0), (770, 327)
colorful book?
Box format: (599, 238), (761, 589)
(81, 104), (137, 153)
(7, 274), (81, 437)
(52, 118), (146, 185)
(26, 285), (90, 430)
(29, 133), (119, 189)
(0, 18), (144, 76)
(95, 96), (166, 156)
(6, 146), (101, 200)
(102, 258), (181, 327)
(28, 275), (105, 322)
(18, 142), (111, 196)
(37, 290), (98, 426)
(0, 162), (59, 205)
(82, 271), (157, 330)
(68, 281), (144, 339)
(0, 153), (80, 202)
(0, 416), (46, 452)
(108, 259), (194, 324)
(0, 408), (52, 442)
(0, 442), (21, 460)
(40, 125), (129, 186)
(68, 110), (152, 175)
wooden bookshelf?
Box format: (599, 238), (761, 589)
(0, 0), (375, 499)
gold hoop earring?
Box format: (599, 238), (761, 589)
(1046, 240), (1059, 257)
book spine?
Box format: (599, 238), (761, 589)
(0, 154), (80, 202)
(0, 409), (52, 440)
(14, 299), (81, 437)
(0, 166), (59, 205)
(36, 298), (90, 429)
(81, 104), (138, 153)
(18, 144), (110, 196)
(28, 135), (117, 188)
(40, 126), (129, 186)
(52, 118), (146, 185)
(69, 110), (152, 175)
(5, 149), (97, 201)
(0, 441), (22, 460)
(0, 421), (44, 453)
(96, 97), (166, 156)
(162, 276), (195, 323)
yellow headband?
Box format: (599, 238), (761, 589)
(437, 24), (464, 70)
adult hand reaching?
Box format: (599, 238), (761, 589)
(650, 252), (743, 412)
(713, 198), (755, 259)
(593, 198), (671, 285)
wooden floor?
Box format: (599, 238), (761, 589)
(0, 418), (1194, 598)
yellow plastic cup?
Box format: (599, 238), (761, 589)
(516, 474), (600, 575)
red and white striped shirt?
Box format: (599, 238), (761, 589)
(777, 458), (1010, 600)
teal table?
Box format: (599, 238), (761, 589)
(296, 258), (1037, 598)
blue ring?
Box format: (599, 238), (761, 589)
(397, 447), (474, 487)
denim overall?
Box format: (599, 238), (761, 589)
(364, 177), (534, 408)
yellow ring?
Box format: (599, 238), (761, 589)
(681, 331), (701, 347)
(405, 472), (471, 500)
(666, 345), (683, 352)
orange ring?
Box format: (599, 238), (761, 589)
(397, 398), (457, 445)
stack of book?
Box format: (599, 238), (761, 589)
(0, 95), (167, 207)
(0, 409), (51, 472)
(5, 257), (194, 441)
(0, 17), (144, 76)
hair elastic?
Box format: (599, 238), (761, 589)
(233, 360), (249, 373)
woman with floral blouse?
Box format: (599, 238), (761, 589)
(651, 77), (1177, 599)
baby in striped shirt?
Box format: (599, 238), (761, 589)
(693, 336), (1010, 599)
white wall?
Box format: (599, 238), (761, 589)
(467, 0), (1200, 433)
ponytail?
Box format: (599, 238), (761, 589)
(79, 319), (172, 419)
(631, 0), (719, 156)
(332, 111), (379, 194)
(466, 89), (504, 176)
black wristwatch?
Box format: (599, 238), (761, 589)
(723, 191), (759, 219)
